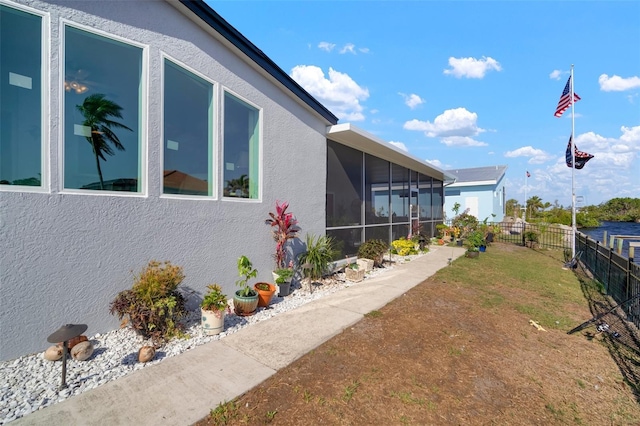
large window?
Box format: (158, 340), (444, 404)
(64, 26), (142, 192)
(163, 60), (213, 196)
(327, 141), (362, 226)
(223, 92), (260, 199)
(0, 5), (42, 187)
(418, 173), (432, 220)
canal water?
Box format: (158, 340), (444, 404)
(580, 221), (640, 261)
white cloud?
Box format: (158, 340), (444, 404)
(290, 65), (369, 121)
(425, 159), (444, 168)
(443, 56), (502, 79)
(598, 74), (640, 91)
(549, 70), (564, 80)
(403, 107), (485, 138)
(399, 93), (425, 109)
(440, 136), (488, 147)
(389, 141), (408, 151)
(504, 146), (555, 164)
(318, 41), (335, 52)
(340, 43), (356, 54)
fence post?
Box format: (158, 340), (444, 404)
(606, 246), (612, 294)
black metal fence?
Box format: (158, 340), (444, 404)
(576, 232), (640, 330)
(491, 221), (572, 250)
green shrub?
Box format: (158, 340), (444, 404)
(298, 234), (337, 280)
(357, 239), (388, 266)
(109, 260), (187, 343)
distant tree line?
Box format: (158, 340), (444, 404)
(504, 197), (640, 227)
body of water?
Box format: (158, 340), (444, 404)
(580, 221), (640, 261)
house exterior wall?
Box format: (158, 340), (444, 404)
(0, 0), (328, 361)
(445, 179), (506, 223)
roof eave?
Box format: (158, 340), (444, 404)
(327, 123), (456, 182)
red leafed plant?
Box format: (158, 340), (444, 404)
(265, 201), (300, 269)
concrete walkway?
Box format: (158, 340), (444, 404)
(14, 245), (466, 426)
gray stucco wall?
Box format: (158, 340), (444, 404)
(0, 0), (328, 361)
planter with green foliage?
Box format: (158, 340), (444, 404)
(273, 267), (294, 296)
(233, 255), (259, 316)
(298, 234), (337, 285)
(109, 260), (187, 344)
(357, 239), (388, 267)
(201, 284), (228, 336)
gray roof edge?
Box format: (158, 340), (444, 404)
(175, 0), (338, 125)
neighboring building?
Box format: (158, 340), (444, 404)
(444, 166), (508, 222)
(0, 0), (451, 360)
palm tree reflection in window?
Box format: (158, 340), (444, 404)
(76, 94), (132, 190)
(224, 174), (249, 198)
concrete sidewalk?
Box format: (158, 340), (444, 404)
(14, 245), (466, 426)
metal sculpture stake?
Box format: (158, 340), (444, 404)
(47, 324), (87, 390)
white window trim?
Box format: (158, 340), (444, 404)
(0, 1), (50, 193)
(220, 87), (263, 203)
(160, 53), (218, 201)
(58, 19), (149, 198)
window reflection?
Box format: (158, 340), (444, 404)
(391, 165), (409, 223)
(223, 92), (259, 199)
(64, 26), (142, 192)
(0, 5), (42, 187)
(163, 60), (213, 196)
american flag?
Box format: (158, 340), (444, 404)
(526, 171), (530, 178)
(554, 76), (581, 118)
(565, 135), (594, 169)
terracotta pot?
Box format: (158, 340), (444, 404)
(233, 290), (259, 316)
(254, 282), (276, 307)
(201, 308), (225, 335)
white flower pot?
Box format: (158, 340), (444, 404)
(201, 308), (225, 335)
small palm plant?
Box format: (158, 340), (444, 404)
(76, 93), (132, 190)
(298, 234), (337, 281)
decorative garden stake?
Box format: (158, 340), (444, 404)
(47, 323), (87, 390)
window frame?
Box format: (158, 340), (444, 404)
(59, 20), (148, 197)
(160, 54), (217, 199)
(221, 88), (262, 202)
(0, 1), (49, 193)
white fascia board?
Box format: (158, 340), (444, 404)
(327, 123), (456, 182)
(448, 180), (497, 187)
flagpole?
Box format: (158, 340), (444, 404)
(570, 65), (576, 258)
(524, 172), (528, 221)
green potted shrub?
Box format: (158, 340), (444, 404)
(465, 230), (485, 258)
(357, 239), (388, 267)
(273, 266), (294, 296)
(524, 230), (539, 249)
(201, 284), (228, 336)
(345, 261), (364, 282)
(298, 234), (337, 291)
(109, 260), (187, 344)
(233, 255), (259, 316)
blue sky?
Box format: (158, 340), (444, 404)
(210, 1), (639, 207)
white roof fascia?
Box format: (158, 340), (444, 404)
(448, 180), (498, 188)
(327, 123), (456, 183)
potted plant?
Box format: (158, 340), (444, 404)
(298, 234), (337, 291)
(109, 260), (187, 344)
(201, 284), (228, 336)
(524, 230), (539, 249)
(465, 230), (484, 258)
(273, 265), (294, 296)
(254, 281), (276, 307)
(357, 239), (388, 267)
(265, 201), (300, 271)
(345, 262), (365, 282)
(233, 255), (259, 316)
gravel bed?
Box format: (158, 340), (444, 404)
(0, 254), (425, 424)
